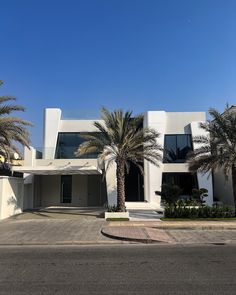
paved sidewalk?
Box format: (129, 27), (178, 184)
(167, 229), (236, 244)
(101, 224), (236, 244)
(101, 220), (236, 244)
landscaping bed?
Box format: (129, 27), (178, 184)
(164, 205), (235, 219)
(161, 218), (236, 221)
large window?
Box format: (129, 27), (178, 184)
(162, 173), (198, 196)
(163, 134), (193, 163)
(55, 132), (99, 159)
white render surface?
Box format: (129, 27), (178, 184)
(21, 108), (216, 209)
(43, 108), (61, 159)
(0, 177), (24, 220)
(60, 119), (104, 133)
(105, 161), (117, 206)
(143, 111), (166, 206)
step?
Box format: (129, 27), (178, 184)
(125, 202), (163, 211)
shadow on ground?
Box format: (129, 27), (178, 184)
(10, 207), (105, 220)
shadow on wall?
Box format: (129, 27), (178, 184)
(3, 177), (24, 218)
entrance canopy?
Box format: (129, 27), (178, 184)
(12, 165), (102, 175)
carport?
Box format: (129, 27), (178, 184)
(12, 163), (107, 209)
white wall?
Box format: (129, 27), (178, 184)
(105, 162), (117, 206)
(165, 112), (205, 134)
(59, 119), (104, 133)
(144, 111), (166, 206)
(0, 177), (24, 220)
(43, 108), (61, 159)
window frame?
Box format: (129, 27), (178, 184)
(55, 132), (100, 159)
(163, 134), (193, 163)
(162, 172), (199, 196)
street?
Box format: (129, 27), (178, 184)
(0, 244), (235, 294)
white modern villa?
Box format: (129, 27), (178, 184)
(10, 107), (233, 213)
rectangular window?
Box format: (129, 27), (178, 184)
(60, 175), (72, 203)
(163, 134), (193, 163)
(55, 132), (99, 159)
(162, 173), (198, 195)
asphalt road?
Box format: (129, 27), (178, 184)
(0, 244), (235, 295)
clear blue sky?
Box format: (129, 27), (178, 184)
(0, 0), (235, 147)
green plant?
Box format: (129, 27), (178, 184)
(188, 106), (236, 216)
(191, 188), (208, 205)
(175, 198), (200, 207)
(0, 81), (32, 160)
(107, 205), (126, 212)
(164, 204), (234, 219)
(155, 183), (182, 205)
(107, 205), (118, 212)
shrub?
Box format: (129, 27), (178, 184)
(164, 204), (234, 218)
(155, 184), (182, 205)
(191, 188), (208, 205)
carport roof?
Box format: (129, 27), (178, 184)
(12, 165), (102, 175)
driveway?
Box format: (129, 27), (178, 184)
(0, 207), (121, 245)
(11, 207), (105, 220)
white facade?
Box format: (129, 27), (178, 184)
(143, 111), (213, 207)
(12, 108), (216, 209)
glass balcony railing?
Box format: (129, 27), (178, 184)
(34, 147), (98, 160)
(61, 110), (101, 120)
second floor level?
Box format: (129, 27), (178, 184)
(25, 108), (207, 166)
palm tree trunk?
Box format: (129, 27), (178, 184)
(232, 165), (236, 216)
(116, 159), (126, 212)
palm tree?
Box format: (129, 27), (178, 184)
(0, 80), (32, 161)
(75, 107), (162, 212)
(188, 106), (236, 214)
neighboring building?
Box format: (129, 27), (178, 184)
(12, 108), (216, 210)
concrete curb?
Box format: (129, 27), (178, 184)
(0, 240), (125, 246)
(107, 221), (236, 231)
(153, 226), (236, 230)
(101, 228), (154, 244)
(101, 226), (174, 244)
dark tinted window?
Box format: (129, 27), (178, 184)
(55, 133), (99, 159)
(162, 173), (198, 195)
(163, 134), (193, 163)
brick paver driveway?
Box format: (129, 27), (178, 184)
(0, 208), (118, 245)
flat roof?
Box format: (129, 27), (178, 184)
(12, 165), (102, 175)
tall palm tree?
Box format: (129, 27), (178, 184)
(75, 107), (162, 212)
(0, 80), (32, 161)
(188, 106), (236, 214)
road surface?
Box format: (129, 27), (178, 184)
(0, 244), (235, 294)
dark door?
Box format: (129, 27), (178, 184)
(125, 162), (144, 202)
(61, 175), (72, 203)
